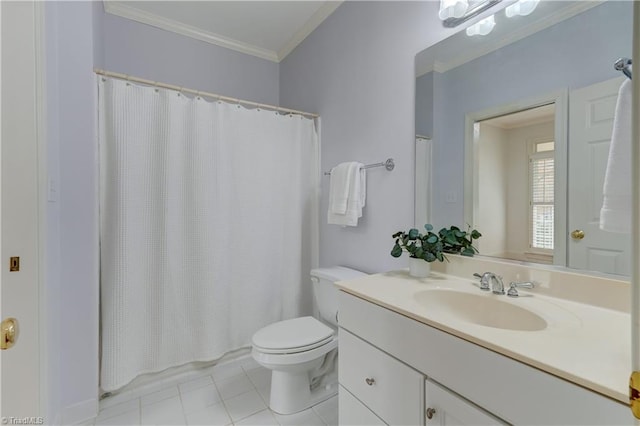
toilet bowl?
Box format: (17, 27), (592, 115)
(251, 266), (366, 415)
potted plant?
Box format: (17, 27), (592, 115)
(390, 224), (445, 278)
(439, 225), (482, 257)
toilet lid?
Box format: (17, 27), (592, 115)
(252, 316), (334, 352)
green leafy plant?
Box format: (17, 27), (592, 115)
(390, 224), (446, 263)
(439, 225), (482, 257)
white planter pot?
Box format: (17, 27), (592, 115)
(409, 257), (431, 278)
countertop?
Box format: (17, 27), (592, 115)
(335, 270), (630, 404)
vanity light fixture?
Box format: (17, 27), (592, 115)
(505, 0), (540, 18)
(440, 0), (501, 28)
(466, 15), (496, 36)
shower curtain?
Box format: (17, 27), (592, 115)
(99, 77), (319, 392)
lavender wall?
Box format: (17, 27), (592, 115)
(45, 1), (100, 423)
(100, 10), (280, 105)
(279, 1), (456, 273)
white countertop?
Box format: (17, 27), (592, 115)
(336, 270), (630, 404)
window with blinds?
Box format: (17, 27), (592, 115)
(529, 142), (554, 251)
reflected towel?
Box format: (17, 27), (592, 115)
(600, 79), (632, 233)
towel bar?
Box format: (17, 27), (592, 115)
(324, 158), (395, 176)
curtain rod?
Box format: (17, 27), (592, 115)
(94, 68), (319, 119)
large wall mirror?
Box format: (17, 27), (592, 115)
(415, 1), (633, 276)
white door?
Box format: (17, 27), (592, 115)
(1, 1), (44, 419)
(568, 77), (630, 275)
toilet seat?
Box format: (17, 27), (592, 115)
(252, 316), (334, 354)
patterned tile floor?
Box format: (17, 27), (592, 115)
(90, 356), (338, 426)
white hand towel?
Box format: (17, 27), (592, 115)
(600, 79), (632, 233)
(328, 162), (357, 214)
(328, 162), (366, 226)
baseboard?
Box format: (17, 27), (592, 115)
(60, 398), (97, 425)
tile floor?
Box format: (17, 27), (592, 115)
(91, 356), (338, 426)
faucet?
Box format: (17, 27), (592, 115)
(473, 272), (505, 295)
(507, 281), (535, 297)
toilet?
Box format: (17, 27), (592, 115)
(251, 266), (366, 415)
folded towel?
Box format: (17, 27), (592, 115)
(328, 162), (366, 226)
(600, 79), (632, 233)
(328, 162), (357, 214)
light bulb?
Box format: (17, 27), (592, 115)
(439, 0), (469, 20)
(466, 15), (496, 36)
(505, 0), (540, 18)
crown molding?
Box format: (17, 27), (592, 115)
(417, 1), (604, 77)
(104, 1), (343, 64)
(277, 1), (343, 61)
(104, 1), (279, 62)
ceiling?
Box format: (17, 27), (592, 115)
(103, 1), (344, 62)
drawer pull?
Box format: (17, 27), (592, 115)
(426, 407), (436, 420)
(365, 377), (375, 386)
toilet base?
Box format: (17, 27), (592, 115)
(269, 370), (338, 415)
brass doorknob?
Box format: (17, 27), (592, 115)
(426, 407), (436, 420)
(571, 230), (585, 240)
(1, 317), (19, 350)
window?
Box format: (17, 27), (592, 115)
(529, 141), (554, 251)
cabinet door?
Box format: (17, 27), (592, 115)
(339, 328), (424, 425)
(425, 380), (506, 426)
(339, 385), (386, 426)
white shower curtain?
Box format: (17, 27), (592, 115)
(99, 77), (319, 392)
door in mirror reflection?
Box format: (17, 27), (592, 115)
(568, 77), (630, 275)
(474, 104), (556, 264)
(473, 77), (631, 276)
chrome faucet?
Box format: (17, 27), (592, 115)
(507, 281), (535, 297)
(473, 272), (505, 295)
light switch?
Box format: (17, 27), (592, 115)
(48, 177), (57, 202)
(445, 191), (457, 203)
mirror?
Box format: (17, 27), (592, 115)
(415, 1), (633, 276)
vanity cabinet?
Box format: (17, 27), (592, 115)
(338, 290), (631, 425)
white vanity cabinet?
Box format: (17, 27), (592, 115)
(338, 290), (631, 425)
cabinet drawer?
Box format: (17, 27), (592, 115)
(339, 328), (424, 425)
(339, 385), (386, 426)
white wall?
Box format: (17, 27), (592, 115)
(476, 123), (507, 257)
(279, 1), (457, 273)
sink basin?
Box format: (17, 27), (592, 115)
(413, 289), (547, 331)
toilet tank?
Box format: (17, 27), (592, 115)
(311, 266), (366, 327)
